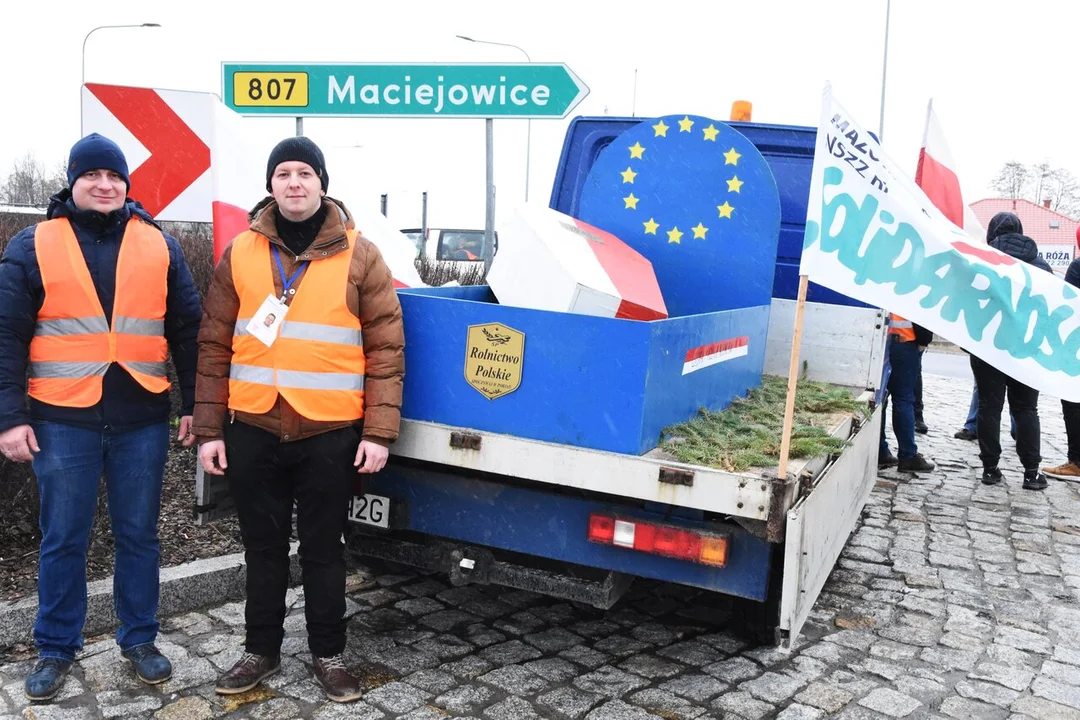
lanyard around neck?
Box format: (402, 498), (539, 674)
(271, 246), (308, 302)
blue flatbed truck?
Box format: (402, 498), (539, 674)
(195, 114), (887, 648)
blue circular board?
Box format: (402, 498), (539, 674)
(577, 115), (781, 317)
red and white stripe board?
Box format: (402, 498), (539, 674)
(682, 336), (749, 375)
(488, 203), (668, 320)
(82, 84), (216, 223)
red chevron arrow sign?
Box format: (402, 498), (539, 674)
(82, 84), (213, 221)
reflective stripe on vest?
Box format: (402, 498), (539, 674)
(227, 230), (366, 422)
(888, 313), (916, 342)
(28, 218), (170, 407)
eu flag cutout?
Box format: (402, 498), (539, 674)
(577, 115), (781, 317)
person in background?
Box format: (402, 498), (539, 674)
(878, 316), (935, 473)
(955, 385), (1015, 442)
(913, 324), (930, 435)
(194, 137), (405, 703)
(1043, 246), (1080, 480)
(914, 375), (928, 435)
(955, 384), (980, 441)
(972, 212), (1051, 489)
(0, 134), (202, 700)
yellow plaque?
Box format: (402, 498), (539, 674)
(232, 72), (309, 107)
(465, 323), (525, 400)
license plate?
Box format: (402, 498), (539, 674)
(348, 494), (390, 529)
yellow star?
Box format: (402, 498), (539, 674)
(692, 222), (708, 239)
(727, 176), (744, 193)
(620, 166), (637, 184)
(717, 202), (735, 219)
(629, 142), (645, 160)
(724, 147), (741, 165)
(667, 226), (684, 244)
(652, 120), (669, 137)
(643, 218), (659, 235)
(623, 193), (639, 210)
(703, 124), (719, 142)
(678, 116), (694, 132)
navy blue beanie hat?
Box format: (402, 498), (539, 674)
(67, 133), (131, 190)
(266, 136), (329, 192)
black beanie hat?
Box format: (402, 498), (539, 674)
(67, 133), (131, 190)
(265, 136), (328, 193)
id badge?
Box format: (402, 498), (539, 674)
(246, 295), (289, 347)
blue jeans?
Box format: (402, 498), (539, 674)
(879, 339), (920, 460)
(964, 383), (1017, 436)
(31, 421), (169, 661)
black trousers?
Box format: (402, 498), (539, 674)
(225, 420), (357, 658)
(914, 369), (924, 424)
(1064, 400), (1080, 464)
(970, 356), (1041, 471)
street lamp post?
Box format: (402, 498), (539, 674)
(80, 23), (161, 133)
(456, 35), (532, 203)
(878, 0), (890, 143)
(82, 23), (161, 85)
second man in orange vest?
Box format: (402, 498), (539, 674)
(194, 136), (405, 703)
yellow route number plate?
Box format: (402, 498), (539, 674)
(232, 72), (309, 108)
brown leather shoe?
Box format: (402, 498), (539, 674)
(313, 654), (362, 703)
(215, 652), (280, 695)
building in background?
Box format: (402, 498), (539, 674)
(972, 198), (1077, 275)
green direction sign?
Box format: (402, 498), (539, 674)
(222, 62), (589, 118)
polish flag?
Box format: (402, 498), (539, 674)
(487, 203), (668, 321)
(915, 99), (984, 242)
(209, 102), (263, 264)
(210, 103), (425, 288)
(682, 336), (749, 375)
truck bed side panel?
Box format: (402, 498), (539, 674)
(778, 405), (883, 646)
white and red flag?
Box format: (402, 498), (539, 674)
(488, 203), (668, 321)
(914, 99), (984, 241)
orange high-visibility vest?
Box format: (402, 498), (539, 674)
(888, 313), (916, 342)
(28, 218), (170, 407)
(228, 230), (365, 422)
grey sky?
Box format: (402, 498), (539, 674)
(3, 0), (1075, 230)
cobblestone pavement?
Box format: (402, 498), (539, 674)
(3, 371), (1080, 719)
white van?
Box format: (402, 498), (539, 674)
(401, 227), (499, 285)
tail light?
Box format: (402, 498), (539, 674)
(587, 513), (729, 567)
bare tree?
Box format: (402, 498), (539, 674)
(1030, 162), (1052, 203)
(1, 153), (65, 207)
(1043, 168), (1080, 217)
(991, 161), (1028, 199)
(990, 161), (1080, 218)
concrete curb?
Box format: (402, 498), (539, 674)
(0, 542), (300, 650)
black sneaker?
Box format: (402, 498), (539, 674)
(982, 467), (1004, 485)
(954, 428), (978, 441)
(878, 452), (899, 468)
(1023, 471), (1048, 491)
(915, 421), (929, 435)
(898, 454), (935, 473)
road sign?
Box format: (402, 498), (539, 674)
(82, 84), (212, 220)
(222, 62), (589, 118)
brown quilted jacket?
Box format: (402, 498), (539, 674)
(192, 197), (405, 445)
